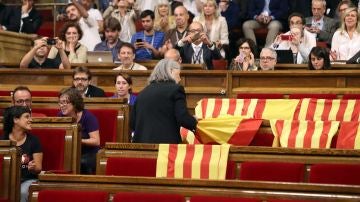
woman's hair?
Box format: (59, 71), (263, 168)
(148, 58), (181, 84)
(339, 7), (360, 34)
(114, 73), (133, 94)
(336, 0), (354, 17)
(59, 21), (83, 41)
(308, 46), (331, 70)
(58, 88), (84, 112)
(154, 0), (172, 18)
(2, 106), (31, 139)
(199, 0), (220, 20)
(237, 38), (258, 58)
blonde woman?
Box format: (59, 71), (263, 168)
(192, 0), (229, 57)
(153, 0), (176, 32)
(331, 7), (360, 60)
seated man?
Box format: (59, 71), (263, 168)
(175, 21), (222, 70)
(259, 48), (277, 70)
(94, 17), (124, 62)
(72, 66), (106, 98)
(242, 0), (289, 47)
(164, 48), (182, 64)
(130, 10), (164, 61)
(113, 43), (147, 70)
(11, 86), (46, 117)
(305, 0), (337, 43)
(20, 37), (71, 69)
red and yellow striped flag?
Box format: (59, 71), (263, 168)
(270, 120), (339, 148)
(195, 98), (298, 120)
(195, 116), (262, 146)
(156, 144), (230, 180)
(337, 121), (360, 149)
(180, 127), (201, 144)
(293, 98), (360, 121)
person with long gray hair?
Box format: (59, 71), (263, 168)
(130, 58), (197, 143)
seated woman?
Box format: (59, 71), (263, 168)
(308, 46), (331, 70)
(58, 88), (100, 174)
(48, 21), (87, 64)
(113, 43), (147, 70)
(229, 38), (257, 71)
(112, 73), (137, 106)
(153, 0), (176, 32)
(2, 106), (42, 202)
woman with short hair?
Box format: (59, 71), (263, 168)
(130, 59), (197, 143)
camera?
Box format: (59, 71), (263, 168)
(280, 35), (292, 41)
(47, 38), (56, 45)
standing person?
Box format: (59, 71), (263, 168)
(2, 106), (42, 202)
(112, 73), (137, 105)
(48, 21), (87, 64)
(131, 10), (165, 61)
(15, 0), (42, 34)
(242, 0), (289, 47)
(80, 0), (103, 32)
(72, 66), (106, 98)
(131, 59), (197, 143)
(58, 88), (100, 174)
(331, 7), (360, 60)
(193, 0), (229, 57)
(153, 0), (176, 32)
(308, 46), (331, 70)
(65, 0), (101, 51)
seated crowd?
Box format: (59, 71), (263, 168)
(1, 0), (360, 70)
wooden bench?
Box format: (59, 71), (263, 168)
(96, 143), (360, 182)
(0, 117), (81, 174)
(0, 97), (130, 144)
(0, 140), (20, 202)
(28, 174), (360, 202)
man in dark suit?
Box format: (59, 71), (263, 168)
(175, 21), (222, 70)
(0, 2), (20, 32)
(72, 66), (106, 98)
(242, 0), (289, 47)
(16, 0), (42, 34)
(305, 0), (337, 43)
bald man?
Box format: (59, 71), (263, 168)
(164, 48), (182, 63)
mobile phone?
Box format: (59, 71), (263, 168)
(47, 38), (56, 45)
(136, 38), (143, 43)
(192, 32), (201, 41)
(280, 35), (292, 41)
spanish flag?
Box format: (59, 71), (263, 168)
(156, 144), (230, 180)
(337, 121), (360, 149)
(293, 98), (360, 121)
(270, 120), (339, 148)
(195, 116), (263, 146)
(195, 98), (298, 120)
(180, 127), (201, 144)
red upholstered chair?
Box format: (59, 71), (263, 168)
(31, 108), (59, 116)
(30, 91), (59, 97)
(105, 157), (157, 177)
(288, 94), (337, 99)
(237, 93), (283, 99)
(89, 109), (118, 147)
(32, 129), (66, 173)
(113, 192), (184, 202)
(309, 164), (360, 185)
(38, 190), (108, 202)
(239, 162), (305, 182)
(225, 160), (237, 180)
(268, 200), (322, 202)
(190, 195), (260, 202)
(0, 91), (11, 96)
(212, 59), (228, 70)
(342, 94), (360, 99)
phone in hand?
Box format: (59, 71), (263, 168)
(235, 51), (245, 63)
(280, 34), (292, 41)
(136, 38), (143, 43)
(192, 32), (201, 41)
(47, 38), (56, 45)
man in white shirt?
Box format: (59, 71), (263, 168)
(81, 0), (103, 32)
(65, 0), (101, 51)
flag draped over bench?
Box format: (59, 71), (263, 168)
(337, 121), (360, 149)
(156, 144), (230, 180)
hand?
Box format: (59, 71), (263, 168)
(215, 40), (222, 49)
(330, 50), (337, 60)
(112, 0), (118, 5)
(200, 32), (211, 46)
(34, 37), (48, 49)
(22, 0), (31, 14)
(55, 38), (65, 50)
(27, 160), (36, 171)
(134, 41), (144, 49)
(182, 32), (196, 43)
(248, 52), (255, 66)
(219, 2), (228, 12)
(263, 16), (272, 24)
(256, 15), (265, 23)
(141, 40), (153, 49)
(160, 17), (168, 28)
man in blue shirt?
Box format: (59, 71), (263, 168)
(131, 10), (164, 61)
(94, 17), (124, 62)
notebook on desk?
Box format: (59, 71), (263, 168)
(275, 50), (294, 64)
(87, 51), (113, 63)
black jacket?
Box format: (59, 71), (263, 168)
(0, 4), (20, 32)
(18, 6), (42, 34)
(85, 85), (106, 98)
(131, 81), (197, 143)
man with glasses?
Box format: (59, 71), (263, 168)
(259, 48), (277, 70)
(175, 21), (222, 69)
(11, 86), (46, 117)
(72, 66), (106, 98)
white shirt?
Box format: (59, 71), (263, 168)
(79, 16), (101, 51)
(331, 30), (360, 60)
(88, 8), (103, 22)
(191, 42), (204, 64)
(113, 63), (147, 70)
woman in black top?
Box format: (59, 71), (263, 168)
(3, 106), (42, 202)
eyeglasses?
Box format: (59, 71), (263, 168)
(73, 77), (89, 82)
(260, 57), (275, 61)
(58, 100), (70, 106)
(239, 46), (250, 50)
(15, 99), (31, 105)
(189, 29), (202, 33)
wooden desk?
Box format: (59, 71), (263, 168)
(0, 31), (35, 63)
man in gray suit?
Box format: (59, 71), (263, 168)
(305, 0), (337, 43)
